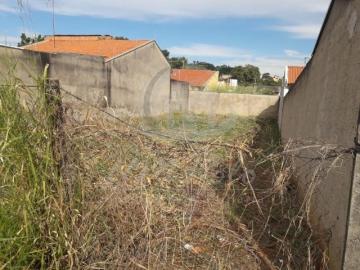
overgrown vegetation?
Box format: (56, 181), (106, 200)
(0, 75), (328, 269)
(63, 108), (328, 269)
(0, 73), (81, 268)
(207, 84), (277, 95)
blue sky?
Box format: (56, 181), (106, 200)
(0, 0), (331, 75)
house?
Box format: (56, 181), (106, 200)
(171, 69), (219, 91)
(219, 74), (238, 88)
(283, 66), (304, 95)
(272, 75), (281, 82)
(23, 35), (171, 116)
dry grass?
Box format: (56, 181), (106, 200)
(0, 76), (332, 269)
(0, 73), (83, 269)
(62, 106), (330, 269)
(65, 113), (261, 269)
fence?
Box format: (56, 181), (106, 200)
(171, 80), (279, 118)
(279, 0), (360, 268)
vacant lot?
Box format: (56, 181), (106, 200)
(64, 109), (326, 269)
(0, 82), (326, 269)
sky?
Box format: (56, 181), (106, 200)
(0, 0), (331, 75)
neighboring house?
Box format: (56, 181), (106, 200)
(23, 35), (170, 115)
(272, 75), (281, 82)
(278, 65), (304, 130)
(219, 74), (238, 87)
(171, 69), (219, 91)
(283, 66), (304, 95)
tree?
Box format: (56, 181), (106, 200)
(168, 57), (188, 69)
(261, 73), (272, 80)
(230, 65), (261, 84)
(114, 36), (129, 40)
(261, 73), (274, 85)
(216, 65), (233, 75)
(188, 61), (216, 70)
(18, 33), (45, 47)
(261, 73), (283, 86)
(242, 65), (261, 84)
(161, 49), (170, 59)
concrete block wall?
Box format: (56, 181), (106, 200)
(0, 46), (107, 107)
(170, 79), (279, 118)
(0, 43), (171, 116)
(170, 80), (189, 113)
(0, 46), (48, 107)
(344, 121), (360, 269)
(280, 0), (360, 268)
(188, 91), (279, 118)
(48, 53), (108, 106)
(1, 45), (278, 120)
(0, 45), (45, 85)
(108, 41), (171, 116)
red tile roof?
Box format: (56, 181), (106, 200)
(287, 66), (304, 85)
(171, 69), (217, 87)
(24, 36), (150, 60)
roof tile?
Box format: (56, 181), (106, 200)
(171, 69), (216, 87)
(24, 36), (150, 60)
(288, 66), (304, 85)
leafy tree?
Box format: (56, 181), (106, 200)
(242, 65), (261, 84)
(114, 36), (129, 40)
(216, 65), (233, 75)
(230, 65), (261, 84)
(161, 49), (170, 59)
(230, 66), (245, 83)
(188, 61), (216, 71)
(18, 33), (45, 47)
(168, 57), (188, 69)
(261, 73), (283, 86)
(261, 73), (272, 80)
(261, 73), (274, 85)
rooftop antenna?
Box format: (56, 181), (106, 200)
(304, 57), (309, 65)
(52, 0), (56, 48)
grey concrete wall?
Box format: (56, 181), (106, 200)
(0, 45), (45, 85)
(280, 1), (360, 269)
(170, 80), (189, 113)
(188, 90), (279, 118)
(48, 53), (108, 106)
(0, 46), (107, 106)
(344, 120), (360, 269)
(108, 41), (171, 116)
(0, 46), (49, 107)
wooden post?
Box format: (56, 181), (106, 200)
(45, 79), (67, 174)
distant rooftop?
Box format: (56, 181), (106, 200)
(287, 66), (304, 85)
(171, 69), (217, 87)
(24, 35), (150, 60)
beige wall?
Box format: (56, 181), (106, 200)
(0, 45), (45, 85)
(0, 43), (171, 116)
(205, 71), (219, 89)
(108, 41), (171, 116)
(170, 80), (189, 113)
(48, 53), (108, 106)
(188, 90), (278, 118)
(0, 46), (108, 106)
(280, 1), (360, 268)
